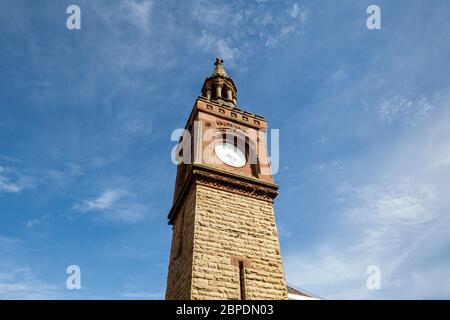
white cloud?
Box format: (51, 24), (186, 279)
(198, 35), (239, 62)
(113, 245), (154, 260)
(120, 0), (154, 33)
(377, 93), (437, 126)
(90, 0), (170, 71)
(344, 183), (437, 228)
(0, 161), (84, 199)
(117, 107), (155, 136)
(26, 214), (50, 228)
(285, 93), (450, 299)
(0, 236), (65, 299)
(0, 165), (32, 194)
(37, 163), (83, 188)
(0, 267), (62, 300)
(74, 189), (146, 224)
(79, 190), (125, 211)
(289, 3), (308, 22)
(0, 236), (19, 252)
(189, 1), (308, 62)
(286, 182), (442, 299)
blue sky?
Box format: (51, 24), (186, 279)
(1, 0), (450, 299)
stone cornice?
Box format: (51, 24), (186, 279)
(167, 164), (278, 225)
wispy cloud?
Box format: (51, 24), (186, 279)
(90, 0), (172, 70)
(0, 235), (20, 252)
(0, 236), (64, 299)
(0, 165), (33, 194)
(0, 266), (62, 300)
(77, 190), (125, 211)
(38, 163), (84, 187)
(285, 92), (450, 299)
(285, 181), (445, 299)
(342, 183), (437, 230)
(120, 0), (154, 33)
(26, 214), (50, 228)
(376, 93), (438, 126)
(289, 3), (308, 22)
(189, 1), (308, 61)
(74, 189), (146, 224)
(113, 245), (154, 260)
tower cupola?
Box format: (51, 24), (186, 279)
(201, 58), (237, 107)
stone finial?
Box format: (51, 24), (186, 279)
(211, 57), (228, 78)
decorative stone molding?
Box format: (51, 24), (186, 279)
(167, 165), (278, 225)
(193, 169), (278, 202)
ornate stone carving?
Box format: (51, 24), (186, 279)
(167, 165), (278, 225)
(193, 169), (278, 202)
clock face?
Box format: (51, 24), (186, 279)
(214, 142), (246, 168)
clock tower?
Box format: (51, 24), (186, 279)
(165, 59), (288, 300)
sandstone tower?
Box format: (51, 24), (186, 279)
(165, 59), (288, 300)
